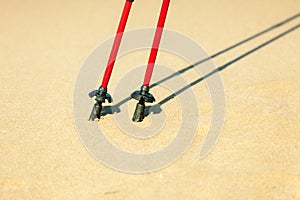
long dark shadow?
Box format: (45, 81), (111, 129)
(103, 13), (300, 115)
(155, 23), (300, 108)
(149, 12), (300, 89)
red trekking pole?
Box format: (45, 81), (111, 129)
(89, 0), (134, 121)
(131, 0), (171, 122)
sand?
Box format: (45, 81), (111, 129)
(0, 0), (299, 199)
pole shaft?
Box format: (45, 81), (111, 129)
(143, 0), (170, 86)
(101, 0), (133, 88)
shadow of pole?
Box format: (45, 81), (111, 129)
(103, 13), (300, 116)
(155, 23), (300, 109)
(149, 12), (300, 89)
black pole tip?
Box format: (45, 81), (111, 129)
(89, 102), (102, 121)
(132, 100), (146, 122)
(131, 86), (155, 122)
(88, 86), (112, 121)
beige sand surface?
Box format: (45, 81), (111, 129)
(1, 0), (299, 199)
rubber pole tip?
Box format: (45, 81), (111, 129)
(132, 102), (145, 122)
(89, 103), (102, 121)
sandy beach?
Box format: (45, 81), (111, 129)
(1, 0), (299, 199)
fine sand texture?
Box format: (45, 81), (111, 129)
(1, 0), (299, 199)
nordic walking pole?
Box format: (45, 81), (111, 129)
(131, 0), (171, 122)
(89, 0), (134, 121)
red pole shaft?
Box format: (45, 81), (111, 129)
(101, 0), (134, 89)
(143, 0), (170, 86)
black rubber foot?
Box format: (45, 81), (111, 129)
(132, 100), (145, 122)
(89, 87), (112, 121)
(89, 102), (102, 121)
(131, 86), (155, 122)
